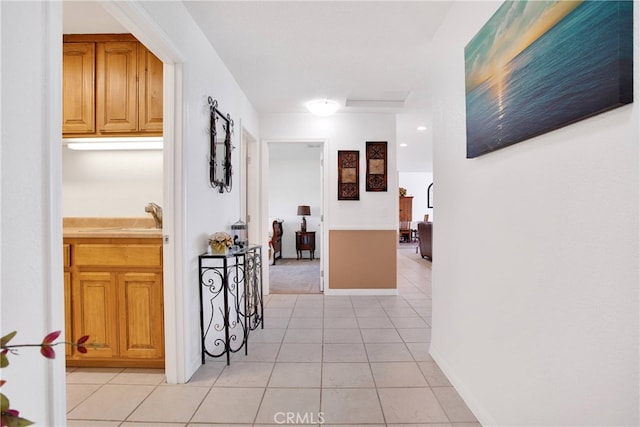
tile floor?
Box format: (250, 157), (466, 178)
(66, 246), (479, 426)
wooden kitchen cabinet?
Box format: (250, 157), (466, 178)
(138, 45), (164, 133)
(117, 271), (164, 359)
(62, 42), (95, 134)
(63, 34), (163, 138)
(65, 237), (164, 368)
(96, 41), (138, 134)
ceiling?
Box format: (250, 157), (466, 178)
(64, 1), (453, 171)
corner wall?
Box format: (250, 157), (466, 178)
(430, 2), (639, 426)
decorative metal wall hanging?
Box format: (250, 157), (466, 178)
(208, 96), (234, 193)
(427, 182), (434, 208)
(337, 150), (359, 200)
(465, 1), (633, 158)
(365, 141), (387, 192)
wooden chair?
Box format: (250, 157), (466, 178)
(269, 220), (283, 264)
(399, 221), (412, 243)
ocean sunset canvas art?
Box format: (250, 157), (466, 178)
(465, 1), (633, 158)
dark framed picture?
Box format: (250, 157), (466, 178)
(365, 141), (387, 192)
(337, 150), (359, 200)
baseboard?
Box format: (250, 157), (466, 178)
(430, 344), (496, 426)
(323, 288), (398, 296)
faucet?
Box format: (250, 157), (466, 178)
(145, 203), (163, 228)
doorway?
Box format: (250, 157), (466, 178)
(61, 0), (183, 383)
(266, 141), (325, 294)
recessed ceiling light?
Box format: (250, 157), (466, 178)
(400, 143), (408, 147)
(417, 126), (427, 131)
(305, 99), (341, 117)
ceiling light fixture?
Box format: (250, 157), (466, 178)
(400, 143), (408, 147)
(417, 126), (427, 131)
(305, 99), (340, 117)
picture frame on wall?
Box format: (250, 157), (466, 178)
(464, 1), (633, 158)
(365, 141), (387, 192)
(337, 150), (359, 200)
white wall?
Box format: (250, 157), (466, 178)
(261, 113), (398, 292)
(135, 1), (260, 382)
(261, 113), (397, 229)
(430, 2), (639, 426)
(399, 171), (433, 224)
(1, 2), (67, 426)
(268, 142), (322, 259)
(62, 149), (163, 217)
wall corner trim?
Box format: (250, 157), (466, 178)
(429, 345), (497, 427)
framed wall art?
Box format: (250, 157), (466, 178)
(337, 150), (359, 200)
(465, 1), (633, 158)
(365, 141), (387, 192)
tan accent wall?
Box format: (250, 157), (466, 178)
(329, 230), (397, 289)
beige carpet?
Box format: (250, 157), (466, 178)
(269, 258), (321, 294)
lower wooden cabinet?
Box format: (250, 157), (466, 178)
(64, 238), (164, 368)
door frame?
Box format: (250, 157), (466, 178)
(261, 138), (329, 294)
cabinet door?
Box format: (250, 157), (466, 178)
(96, 41), (138, 133)
(62, 42), (95, 134)
(117, 272), (164, 359)
(138, 45), (163, 133)
(72, 272), (119, 359)
(64, 271), (73, 358)
(399, 197), (413, 222)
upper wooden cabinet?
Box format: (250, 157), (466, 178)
(138, 45), (164, 133)
(63, 34), (163, 137)
(63, 42), (95, 134)
(399, 196), (413, 222)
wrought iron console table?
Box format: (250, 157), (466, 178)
(198, 245), (263, 365)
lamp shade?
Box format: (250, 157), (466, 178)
(297, 205), (311, 216)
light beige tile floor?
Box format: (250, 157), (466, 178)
(66, 246), (480, 426)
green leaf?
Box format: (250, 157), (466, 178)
(0, 331), (17, 347)
(15, 416), (35, 426)
(1, 391), (9, 411)
(1, 351), (8, 368)
(2, 413), (35, 427)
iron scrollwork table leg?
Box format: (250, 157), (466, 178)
(198, 246), (263, 365)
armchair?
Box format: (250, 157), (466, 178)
(417, 221), (432, 260)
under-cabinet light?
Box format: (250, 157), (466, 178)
(64, 137), (163, 151)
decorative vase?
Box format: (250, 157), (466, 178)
(210, 242), (228, 255)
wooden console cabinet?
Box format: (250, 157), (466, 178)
(296, 231), (316, 260)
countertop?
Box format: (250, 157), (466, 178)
(63, 217), (162, 239)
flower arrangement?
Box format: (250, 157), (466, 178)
(209, 232), (233, 254)
(399, 187), (407, 197)
(1, 330), (90, 427)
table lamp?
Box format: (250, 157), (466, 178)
(297, 205), (311, 232)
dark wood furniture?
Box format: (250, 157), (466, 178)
(295, 231), (316, 260)
(269, 220), (283, 265)
(399, 196), (413, 242)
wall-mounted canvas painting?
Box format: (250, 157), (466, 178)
(465, 1), (633, 158)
